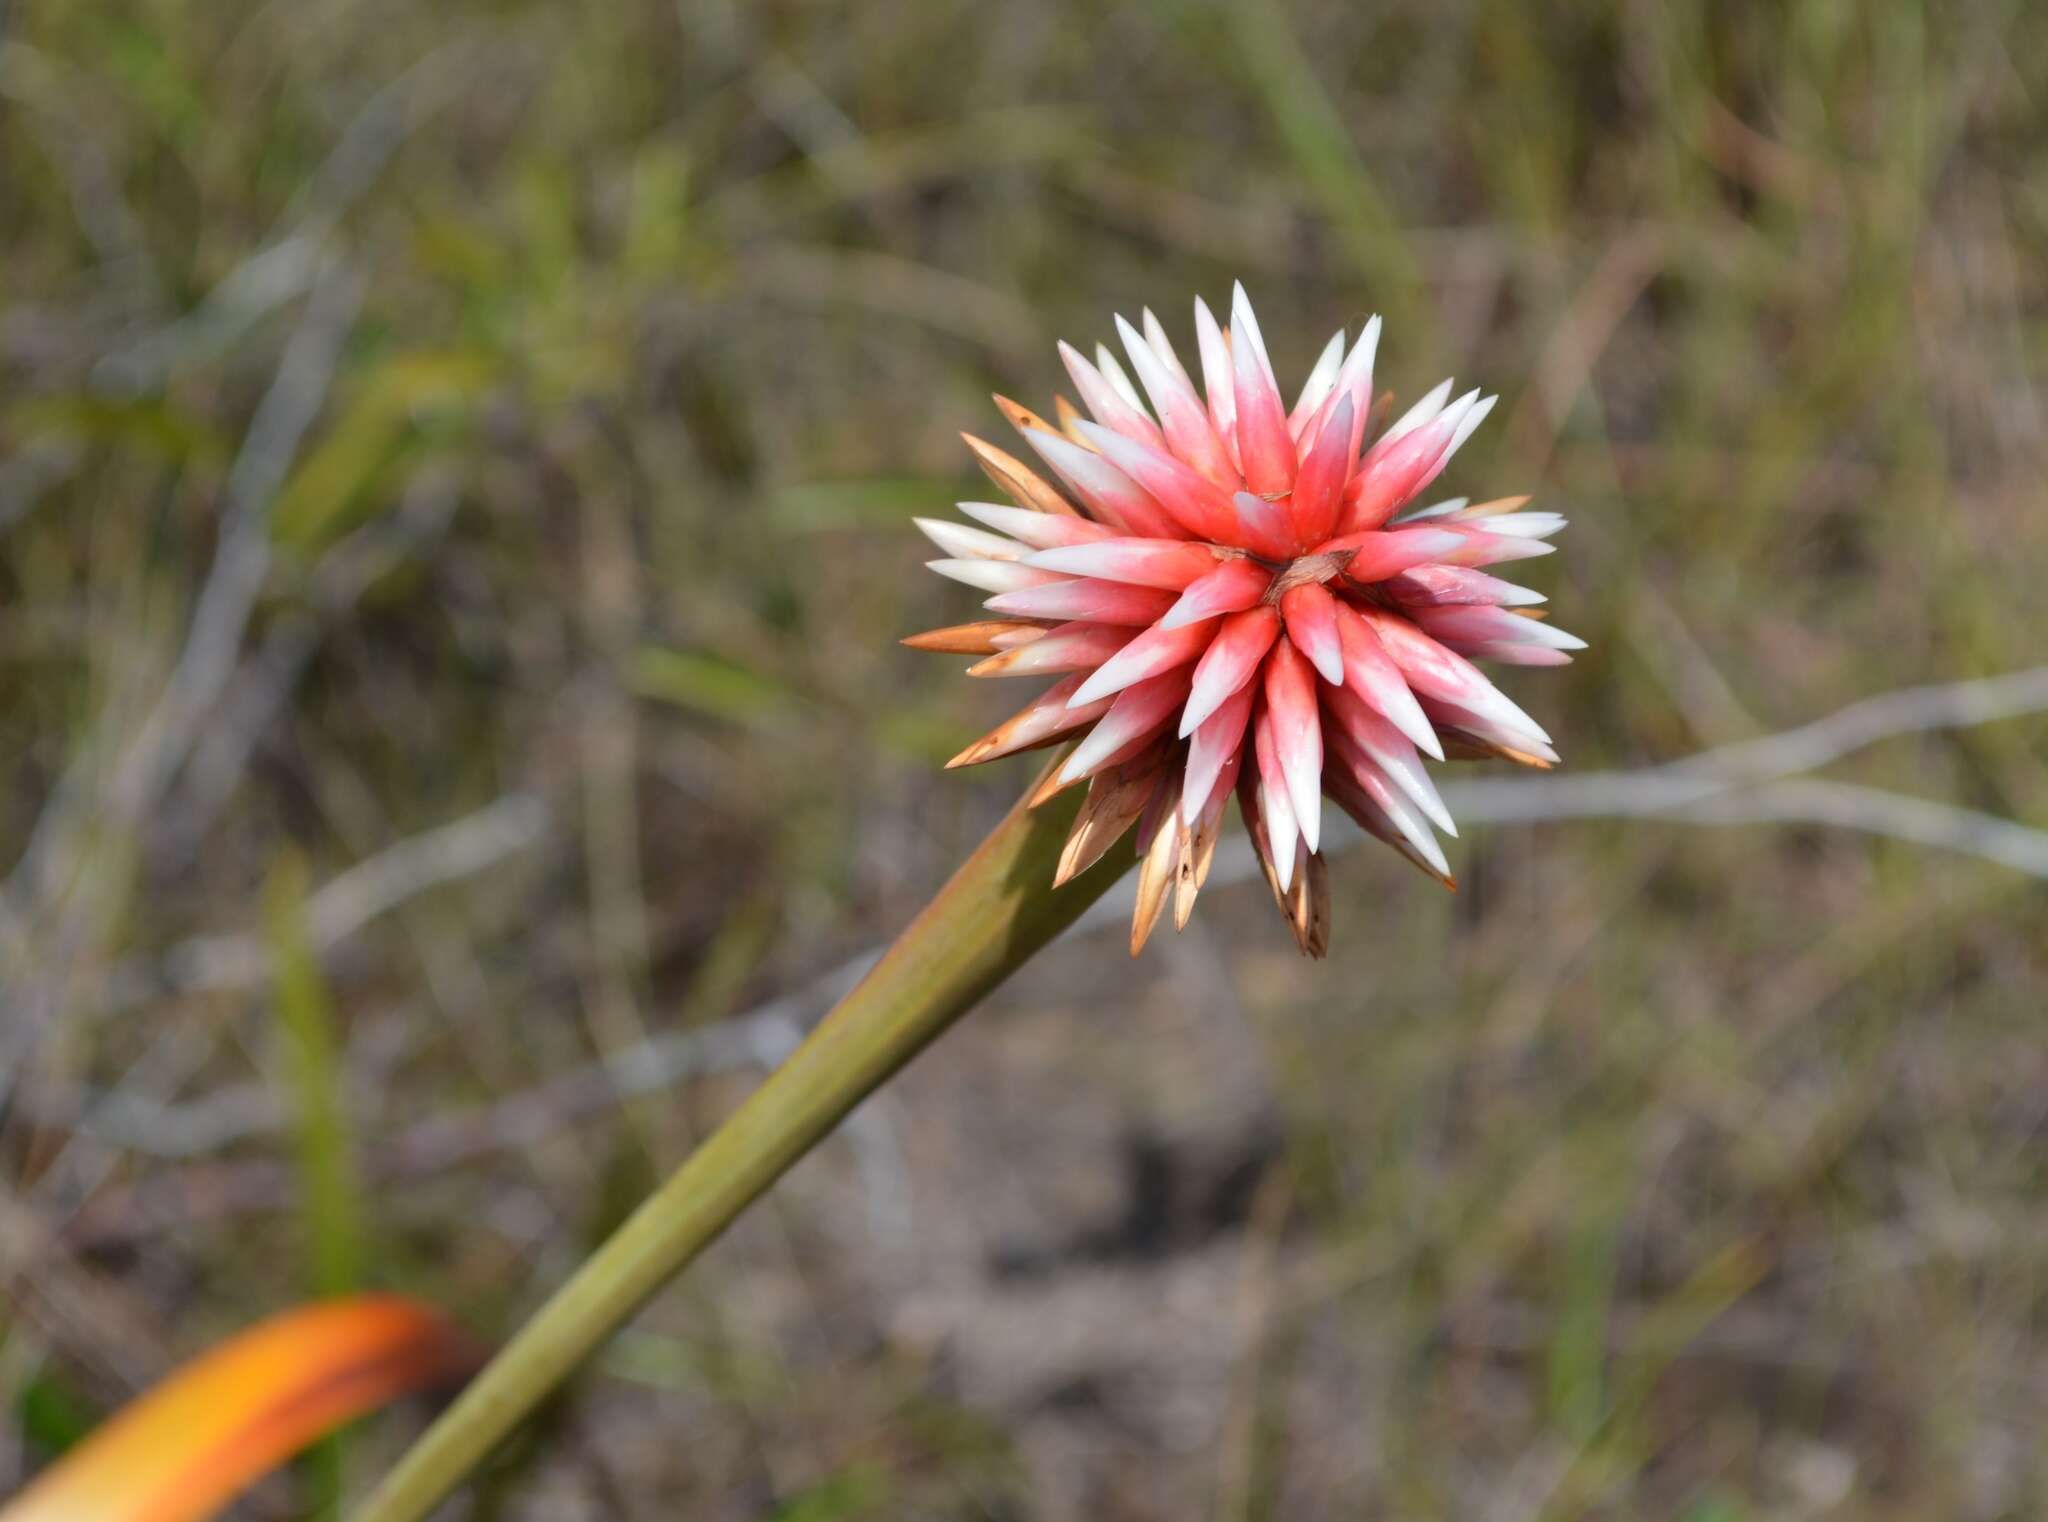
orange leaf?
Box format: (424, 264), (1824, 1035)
(2, 1296), (475, 1522)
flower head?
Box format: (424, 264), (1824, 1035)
(907, 285), (1577, 956)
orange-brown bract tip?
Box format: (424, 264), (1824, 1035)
(903, 620), (1043, 655)
(1027, 759), (1079, 809)
(1051, 394), (1094, 447)
(960, 431), (1079, 517)
(1129, 814), (1179, 956)
(1056, 761), (1160, 886)
(993, 394), (1057, 438)
(1266, 848), (1330, 958)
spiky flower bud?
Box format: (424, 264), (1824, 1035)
(907, 286), (1577, 956)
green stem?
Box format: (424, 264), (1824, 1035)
(348, 766), (1129, 1522)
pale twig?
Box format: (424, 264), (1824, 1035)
(0, 264), (366, 1101)
(1680, 779), (2048, 879)
(154, 470), (463, 866)
(105, 791), (552, 1013)
(1, 263), (365, 928)
(1445, 664), (2048, 821)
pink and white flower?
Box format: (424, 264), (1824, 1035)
(906, 286), (1577, 956)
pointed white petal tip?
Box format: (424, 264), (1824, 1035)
(1057, 731), (1112, 785)
(1485, 513), (1568, 540)
(1400, 496), (1468, 522)
(1464, 688), (1554, 746)
(1412, 825), (1451, 878)
(1020, 545), (1091, 574)
(1444, 394), (1497, 457)
(926, 558), (1055, 594)
(915, 517), (1019, 560)
(1291, 328), (1347, 420)
(1096, 339), (1149, 414)
(1297, 796), (1322, 855)
(1475, 536), (1557, 563)
(1066, 675), (1110, 709)
(1273, 832), (1296, 893)
(1382, 378), (1455, 444)
(954, 501), (1041, 538)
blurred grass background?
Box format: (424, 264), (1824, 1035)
(3, 1), (2046, 1518)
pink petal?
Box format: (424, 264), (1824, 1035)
(1117, 315), (1237, 487)
(1380, 564), (1546, 607)
(1073, 420), (1241, 543)
(1180, 605), (1280, 736)
(1409, 605), (1585, 652)
(1429, 525), (1558, 569)
(925, 558), (1066, 594)
(1379, 379), (1454, 445)
(1253, 706), (1301, 890)
(1339, 409), (1460, 534)
(915, 517), (1023, 561)
(956, 501), (1120, 550)
(1068, 617), (1216, 706)
(985, 578), (1179, 626)
(1058, 666), (1194, 783)
(967, 621), (1135, 678)
(1296, 316), (1380, 463)
(1323, 683), (1456, 833)
(1181, 679), (1255, 824)
(1161, 557), (1274, 630)
(1326, 740), (1451, 877)
(1230, 284), (1297, 498)
(1026, 537), (1222, 590)
(1017, 426), (1184, 540)
(1333, 602), (1443, 759)
(1278, 583), (1344, 685)
(1325, 769), (1453, 885)
(1141, 308), (1197, 392)
(1231, 490), (1300, 561)
(1193, 296), (1239, 465)
(1356, 607), (1552, 744)
(1419, 695), (1561, 762)
(1286, 393), (1354, 548)
(1339, 392), (1495, 534)
(1456, 642), (1575, 667)
(1060, 339), (1164, 449)
(1318, 526), (1467, 583)
(947, 672), (1114, 767)
(1288, 329), (1347, 437)
(1261, 634), (1324, 853)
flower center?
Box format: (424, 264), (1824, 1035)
(1260, 549), (1355, 602)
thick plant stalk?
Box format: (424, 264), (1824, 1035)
(348, 764), (1131, 1522)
